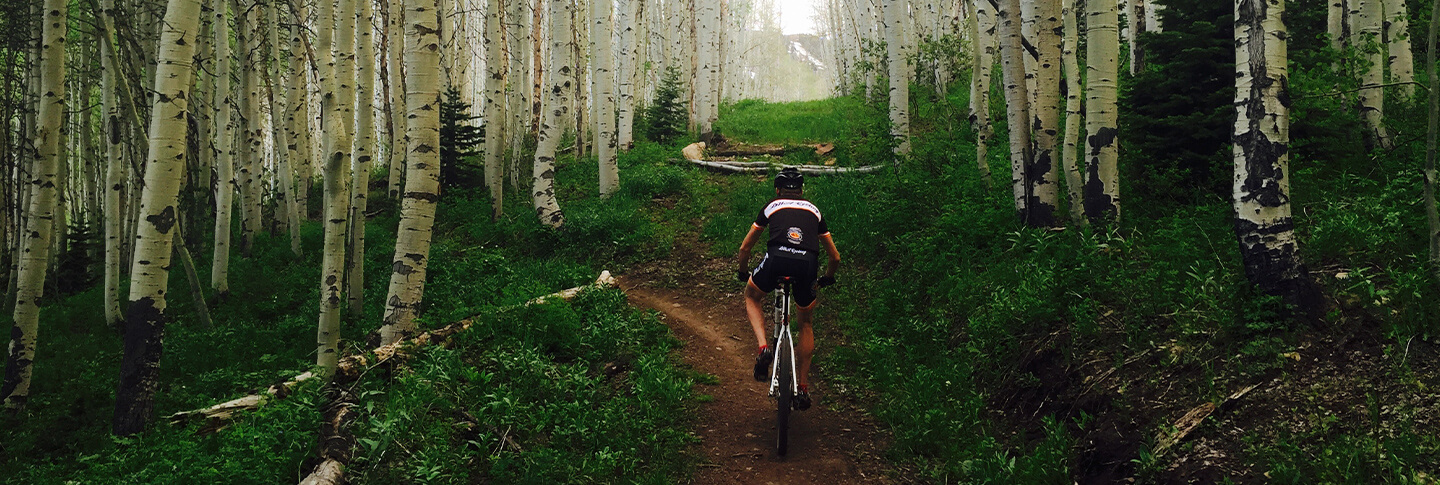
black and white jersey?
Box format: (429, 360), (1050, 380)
(753, 198), (829, 261)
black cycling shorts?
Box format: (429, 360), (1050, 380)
(749, 252), (818, 307)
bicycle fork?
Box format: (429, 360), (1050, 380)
(769, 296), (797, 398)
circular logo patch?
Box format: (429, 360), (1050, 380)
(787, 227), (804, 244)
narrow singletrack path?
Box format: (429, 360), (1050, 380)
(619, 263), (898, 484)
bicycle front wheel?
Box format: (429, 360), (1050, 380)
(775, 344), (792, 456)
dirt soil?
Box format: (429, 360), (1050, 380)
(617, 244), (901, 484)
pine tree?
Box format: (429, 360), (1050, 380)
(642, 66), (688, 145)
(440, 86), (485, 190)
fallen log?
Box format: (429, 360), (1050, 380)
(683, 157), (886, 175)
(167, 272), (618, 430)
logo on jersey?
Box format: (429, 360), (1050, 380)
(786, 227), (804, 244)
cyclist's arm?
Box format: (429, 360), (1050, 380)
(737, 224), (763, 274)
(820, 233), (840, 278)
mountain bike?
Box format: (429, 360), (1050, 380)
(767, 275), (800, 456)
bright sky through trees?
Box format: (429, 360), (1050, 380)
(779, 0), (819, 35)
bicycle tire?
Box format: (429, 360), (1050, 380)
(776, 343), (792, 456)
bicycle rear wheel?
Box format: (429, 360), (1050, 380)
(775, 344), (792, 456)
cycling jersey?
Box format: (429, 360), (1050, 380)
(754, 198), (828, 262)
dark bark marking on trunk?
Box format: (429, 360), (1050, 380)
(114, 296), (167, 436)
(403, 191), (439, 203)
(146, 206), (176, 235)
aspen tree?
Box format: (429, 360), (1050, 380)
(2, 0), (66, 411)
(1353, 0), (1392, 148)
(532, 0), (571, 229)
(288, 1), (313, 223)
(1061, 0), (1084, 222)
(1027, 0), (1061, 227)
(112, 0), (203, 435)
(102, 0), (124, 326)
(969, 0), (995, 187)
(506, 0), (531, 188)
(484, 0), (505, 218)
(379, 0), (445, 346)
(617, 0), (637, 149)
(1129, 0), (1146, 74)
(271, 0), (301, 256)
(694, 0), (715, 136)
(996, 0), (1031, 216)
(237, 1), (263, 255)
(884, 0), (910, 155)
(1329, 0), (1346, 51)
(211, 0), (236, 296)
(388, 0), (408, 199)
(1233, 0), (1317, 311)
(595, 0), (618, 195)
(316, 0), (357, 375)
(349, 0), (378, 317)
(1384, 0), (1414, 98)
(1084, 0), (1120, 222)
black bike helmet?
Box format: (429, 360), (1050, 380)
(774, 167), (804, 190)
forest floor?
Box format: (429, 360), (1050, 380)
(616, 228), (904, 484)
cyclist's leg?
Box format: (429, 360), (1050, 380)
(796, 301), (816, 388)
(744, 281), (768, 348)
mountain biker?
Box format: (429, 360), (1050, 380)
(735, 167), (840, 411)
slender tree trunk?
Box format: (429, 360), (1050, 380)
(173, 224), (212, 331)
(1353, 0), (1392, 148)
(2, 0), (67, 411)
(316, 0), (357, 376)
(212, 0), (235, 297)
(997, 0), (1031, 216)
(1026, 0), (1061, 227)
(507, 0), (530, 189)
(102, 0), (125, 326)
(1383, 0), (1414, 98)
(388, 0), (407, 199)
(1084, 0), (1121, 222)
(532, 0), (570, 229)
(617, 0), (636, 149)
(970, 0), (995, 187)
(594, 0), (618, 195)
(484, 0), (505, 219)
(348, 0), (377, 318)
(271, 0), (301, 257)
(237, 1), (263, 255)
(113, 0), (203, 435)
(289, 0), (313, 226)
(1061, 0), (1084, 223)
(884, 0), (910, 155)
(1426, 0), (1440, 278)
(1330, 0), (1347, 51)
(378, 0), (445, 346)
(1129, 0), (1146, 74)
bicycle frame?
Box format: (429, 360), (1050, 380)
(769, 278), (797, 400)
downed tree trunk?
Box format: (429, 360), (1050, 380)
(680, 142), (885, 175)
(167, 272), (618, 430)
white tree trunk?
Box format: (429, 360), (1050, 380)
(271, 0), (301, 257)
(101, 0), (124, 326)
(617, 0), (636, 149)
(1061, 0), (1084, 222)
(696, 0), (720, 136)
(594, 0), (618, 195)
(2, 0), (67, 410)
(1234, 0), (1311, 304)
(211, 0), (235, 296)
(1084, 0), (1120, 221)
(349, 0), (378, 318)
(1027, 0), (1061, 226)
(1329, 0), (1346, 51)
(237, 2), (263, 255)
(288, 0), (313, 226)
(997, 0), (1031, 215)
(1129, 0), (1145, 74)
(884, 0), (910, 155)
(379, 0), (446, 345)
(317, 0), (357, 375)
(970, 0), (995, 186)
(1353, 0), (1392, 148)
(388, 0), (408, 199)
(112, 0), (204, 435)
(533, 0), (571, 229)
(484, 0), (505, 218)
(1384, 0), (1414, 98)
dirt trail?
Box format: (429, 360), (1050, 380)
(617, 270), (898, 484)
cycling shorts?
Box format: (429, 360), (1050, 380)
(749, 252), (818, 307)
